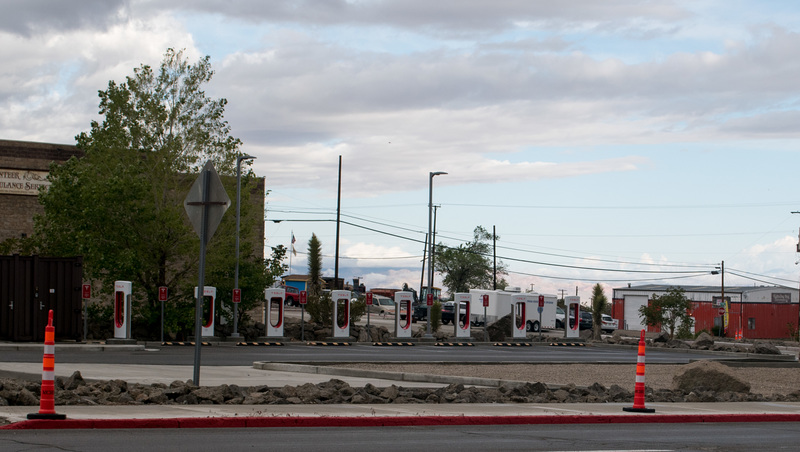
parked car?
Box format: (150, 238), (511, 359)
(601, 314), (618, 333)
(555, 307), (565, 328)
(569, 311), (593, 330)
(579, 311), (593, 330)
(368, 294), (395, 317)
(440, 302), (468, 325)
(282, 286), (300, 306)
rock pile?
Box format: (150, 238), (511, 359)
(2, 366), (799, 408)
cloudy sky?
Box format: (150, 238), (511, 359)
(3, 0), (800, 301)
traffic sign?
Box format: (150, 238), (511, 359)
(426, 293), (434, 306)
(365, 293), (373, 305)
(482, 294), (489, 307)
(158, 286), (168, 302)
(538, 295), (545, 308)
(232, 288), (241, 304)
(299, 290), (307, 305)
(538, 306), (543, 314)
(81, 284), (91, 299)
(184, 161), (231, 245)
(718, 307), (725, 316)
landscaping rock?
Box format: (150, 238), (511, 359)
(752, 340), (781, 355)
(692, 332), (714, 349)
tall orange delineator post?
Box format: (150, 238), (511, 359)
(28, 310), (66, 420)
(623, 329), (655, 413)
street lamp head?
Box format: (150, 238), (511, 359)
(237, 154), (256, 163)
(430, 171), (447, 177)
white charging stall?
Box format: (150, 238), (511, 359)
(331, 290), (351, 339)
(394, 291), (414, 339)
(511, 293), (529, 339)
(565, 295), (581, 339)
(113, 281), (132, 339)
(264, 288), (285, 337)
(194, 286), (217, 337)
(454, 292), (471, 339)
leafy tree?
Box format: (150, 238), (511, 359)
(638, 287), (694, 339)
(590, 283), (608, 340)
(34, 48), (275, 339)
(435, 226), (507, 295)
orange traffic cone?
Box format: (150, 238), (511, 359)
(27, 310), (66, 420)
(623, 329), (655, 413)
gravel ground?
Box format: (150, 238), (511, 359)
(334, 363), (800, 396)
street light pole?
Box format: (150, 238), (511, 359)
(426, 171), (447, 337)
(233, 154), (255, 338)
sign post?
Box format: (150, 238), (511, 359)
(482, 294), (489, 341)
(184, 161), (231, 385)
(299, 290), (307, 341)
(158, 286), (168, 343)
(232, 288), (241, 339)
(538, 295), (545, 340)
(81, 284), (91, 342)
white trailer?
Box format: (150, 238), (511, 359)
(469, 289), (558, 332)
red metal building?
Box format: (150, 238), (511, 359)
(611, 284), (799, 340)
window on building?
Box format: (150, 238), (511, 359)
(748, 318), (756, 330)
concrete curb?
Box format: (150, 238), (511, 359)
(253, 362), (562, 389)
(5, 413), (800, 430)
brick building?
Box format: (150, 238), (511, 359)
(0, 139), (265, 260)
(0, 139), (83, 243)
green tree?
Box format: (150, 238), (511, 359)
(638, 287), (694, 339)
(304, 233), (331, 325)
(590, 283), (608, 340)
(34, 48), (274, 339)
(435, 226), (507, 294)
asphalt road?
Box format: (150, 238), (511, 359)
(2, 422), (799, 451)
(0, 343), (735, 366)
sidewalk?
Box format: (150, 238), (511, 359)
(4, 401), (800, 429)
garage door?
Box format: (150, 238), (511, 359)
(623, 295), (648, 331)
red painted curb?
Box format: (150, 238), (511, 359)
(3, 413), (800, 430)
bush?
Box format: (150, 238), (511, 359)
(430, 301), (442, 332)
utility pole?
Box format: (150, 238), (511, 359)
(493, 225), (497, 290)
(334, 155), (342, 289)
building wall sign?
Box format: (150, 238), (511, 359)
(0, 169), (50, 195)
(772, 293), (791, 303)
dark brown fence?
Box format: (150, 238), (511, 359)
(0, 255), (83, 342)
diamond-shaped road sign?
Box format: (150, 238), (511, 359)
(184, 161), (231, 244)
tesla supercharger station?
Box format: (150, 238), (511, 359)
(264, 288), (285, 337)
(565, 295), (581, 339)
(113, 281), (132, 339)
(511, 294), (529, 339)
(194, 286), (217, 337)
(394, 291), (414, 339)
(331, 290), (351, 339)
(454, 292), (471, 339)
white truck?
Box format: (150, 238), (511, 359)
(469, 289), (558, 332)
